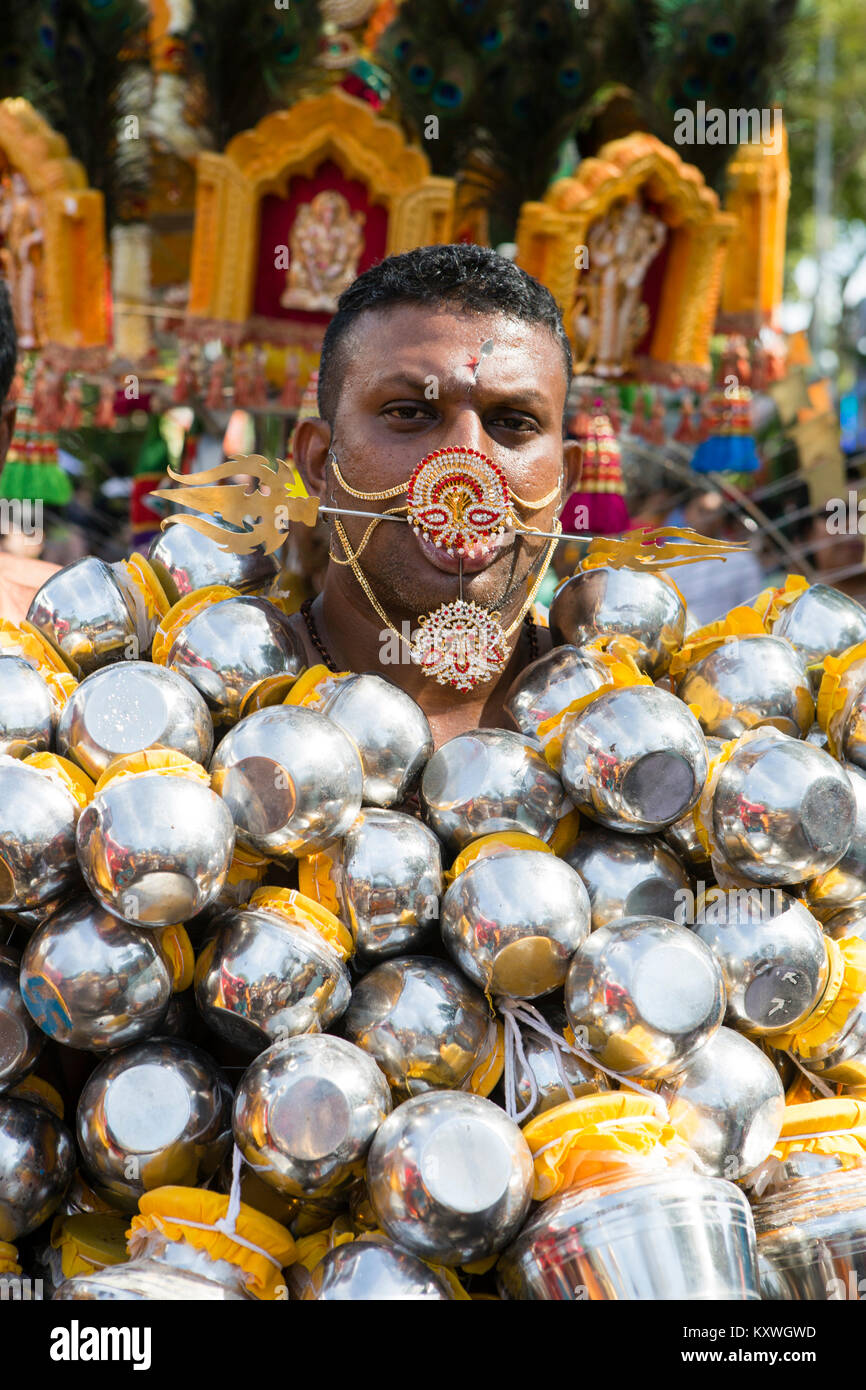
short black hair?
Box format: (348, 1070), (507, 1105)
(0, 279), (16, 408)
(317, 243), (573, 424)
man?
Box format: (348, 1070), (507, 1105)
(0, 279), (59, 621)
(289, 243), (582, 747)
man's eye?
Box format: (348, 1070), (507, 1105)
(382, 404), (434, 421)
(491, 415), (538, 433)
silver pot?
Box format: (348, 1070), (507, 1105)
(561, 824), (690, 931)
(0, 949), (43, 1089)
(0, 655), (56, 756)
(76, 1037), (232, 1212)
(162, 596), (305, 727)
(0, 756), (83, 913)
(366, 1091), (534, 1267)
(210, 705), (363, 858)
(497, 1168), (760, 1300)
(420, 728), (563, 853)
(76, 770), (235, 926)
(689, 889), (828, 1037)
(754, 1167), (866, 1300)
(503, 645), (610, 739)
(560, 685), (708, 832)
(564, 916), (725, 1080)
(769, 583), (866, 693)
(663, 735), (724, 872)
(549, 566), (685, 679)
(710, 728), (856, 885)
(194, 902), (351, 1053)
(675, 635), (814, 739)
(27, 556), (162, 675)
(290, 1237), (452, 1301)
(804, 762), (866, 918)
(343, 956), (497, 1100)
(19, 896), (174, 1051)
(318, 674), (433, 807)
(232, 1034), (392, 1199)
(659, 1027), (785, 1179)
(148, 524), (278, 604)
(440, 848), (590, 998)
(0, 1096), (75, 1241)
(57, 662), (213, 778)
(334, 810), (442, 963)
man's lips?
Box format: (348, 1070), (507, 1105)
(416, 531), (511, 574)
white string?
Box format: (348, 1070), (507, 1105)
(784, 1048), (836, 1099)
(496, 997), (670, 1124)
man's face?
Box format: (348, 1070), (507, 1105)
(298, 304), (580, 621)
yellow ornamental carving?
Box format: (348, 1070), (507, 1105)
(187, 89), (455, 326)
(515, 132), (736, 384)
(0, 98), (107, 351)
(719, 112), (789, 333)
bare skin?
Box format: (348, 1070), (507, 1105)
(290, 304), (581, 747)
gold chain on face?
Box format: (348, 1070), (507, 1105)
(331, 515), (561, 646)
(329, 449), (563, 519)
(328, 504), (408, 565)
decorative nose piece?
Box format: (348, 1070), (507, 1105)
(407, 447), (510, 555)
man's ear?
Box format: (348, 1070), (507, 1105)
(563, 438), (582, 496)
(293, 417), (332, 499)
(0, 402), (17, 468)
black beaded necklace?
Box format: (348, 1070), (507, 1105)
(299, 597), (539, 674)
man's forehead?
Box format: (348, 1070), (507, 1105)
(344, 303), (565, 388)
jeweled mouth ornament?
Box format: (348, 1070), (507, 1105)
(158, 448), (749, 693)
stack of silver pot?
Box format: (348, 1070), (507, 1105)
(2, 533), (866, 1301)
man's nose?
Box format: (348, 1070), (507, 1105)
(446, 405), (492, 455)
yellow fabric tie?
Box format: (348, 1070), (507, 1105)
(537, 643), (652, 772)
(446, 831), (553, 884)
(155, 923), (196, 992)
(128, 1186), (295, 1301)
(23, 752), (95, 808)
(523, 1092), (690, 1202)
(668, 606), (768, 680)
(816, 640), (866, 757)
(150, 584), (239, 667)
(119, 553), (171, 624)
(94, 748), (211, 794)
(297, 848), (342, 918)
(464, 1020), (505, 1098)
(750, 573), (810, 627)
(248, 885), (354, 961)
(0, 1242), (21, 1276)
(50, 1213), (130, 1280)
(283, 664), (351, 709)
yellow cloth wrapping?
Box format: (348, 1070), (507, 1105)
(94, 748), (211, 794)
(767, 1098), (866, 1169)
(769, 935), (866, 1058)
(128, 1187), (295, 1301)
(465, 1020), (505, 1098)
(150, 585), (239, 667)
(119, 553), (171, 625)
(50, 1213), (130, 1280)
(298, 848), (342, 918)
(446, 831), (553, 884)
(0, 1242), (20, 1276)
(668, 606), (768, 680)
(222, 845), (271, 904)
(248, 884), (354, 961)
(155, 924), (195, 992)
(522, 1092), (691, 1202)
(691, 729), (764, 860)
(750, 573), (810, 627)
(0, 619), (79, 708)
(537, 643), (652, 772)
(283, 664), (351, 709)
(550, 807), (582, 857)
(23, 752), (95, 808)
(816, 641), (866, 758)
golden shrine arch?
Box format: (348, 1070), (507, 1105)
(0, 98), (108, 353)
(516, 132), (737, 384)
(186, 88), (456, 338)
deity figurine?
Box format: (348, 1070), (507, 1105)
(205, 356), (226, 413)
(572, 196), (667, 378)
(93, 378), (117, 431)
(280, 191), (366, 314)
(0, 172), (44, 349)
